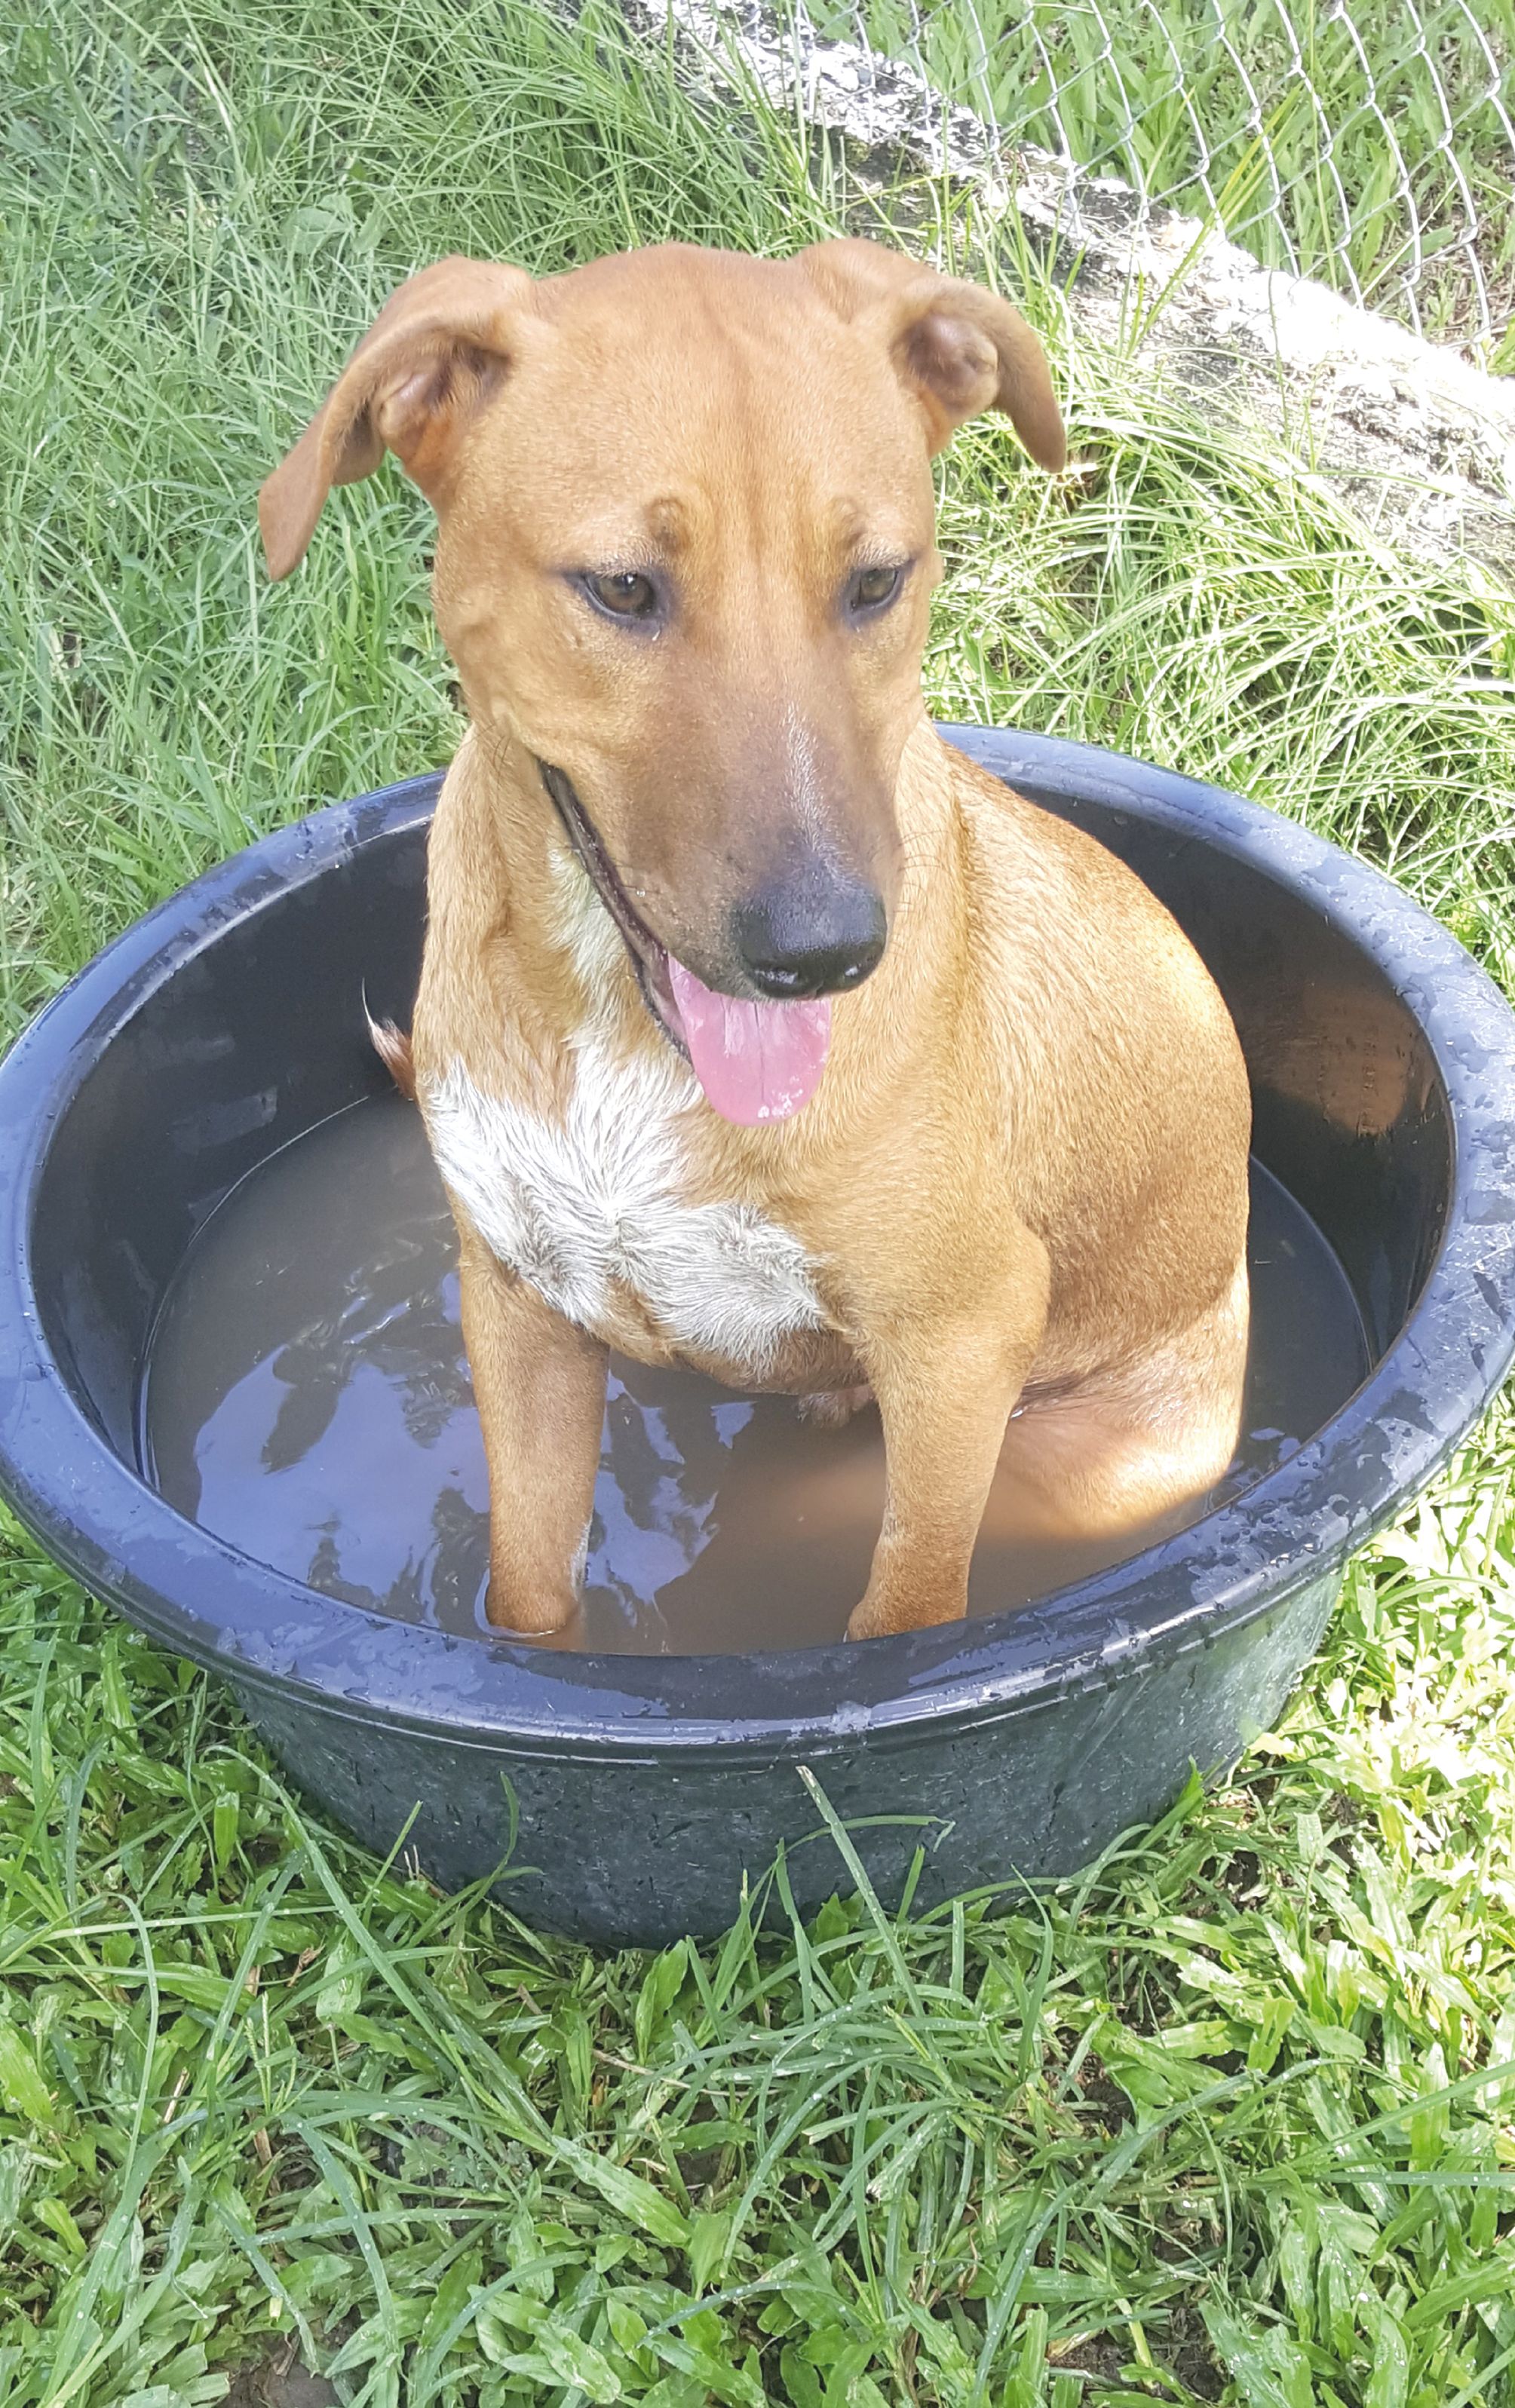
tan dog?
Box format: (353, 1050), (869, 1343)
(260, 240), (1251, 1641)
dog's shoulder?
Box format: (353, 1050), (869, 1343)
(948, 746), (1145, 902)
(949, 746), (1229, 1004)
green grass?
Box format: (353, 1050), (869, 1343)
(3, 0), (1515, 2401)
(805, 0), (1515, 351)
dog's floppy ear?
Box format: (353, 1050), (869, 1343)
(259, 256), (540, 580)
(797, 237), (1065, 471)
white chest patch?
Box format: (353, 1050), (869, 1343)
(424, 1037), (827, 1370)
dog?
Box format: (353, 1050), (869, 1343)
(259, 239), (1251, 1641)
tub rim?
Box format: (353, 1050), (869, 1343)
(2, 725), (1513, 1761)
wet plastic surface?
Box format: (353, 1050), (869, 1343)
(2, 727), (1514, 1944)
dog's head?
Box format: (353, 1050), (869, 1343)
(262, 241), (1063, 1108)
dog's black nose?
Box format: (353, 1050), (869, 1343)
(731, 869), (888, 1000)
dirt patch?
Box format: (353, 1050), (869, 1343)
(223, 2352), (339, 2408)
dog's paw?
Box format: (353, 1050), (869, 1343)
(844, 1597), (888, 1641)
(796, 1383), (874, 1430)
(483, 1579), (584, 1643)
(845, 1580), (968, 1641)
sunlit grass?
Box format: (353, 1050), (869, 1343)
(808, 0), (1515, 346)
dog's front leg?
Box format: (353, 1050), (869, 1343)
(456, 1226), (607, 1634)
(848, 1231), (1048, 1640)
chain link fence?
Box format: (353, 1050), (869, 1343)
(808, 0), (1515, 356)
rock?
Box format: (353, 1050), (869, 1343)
(615, 0), (1515, 581)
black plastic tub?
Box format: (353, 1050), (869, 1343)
(3, 728), (1514, 1947)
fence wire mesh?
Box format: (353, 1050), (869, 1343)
(811, 0), (1515, 354)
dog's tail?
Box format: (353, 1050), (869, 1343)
(366, 1006), (417, 1101)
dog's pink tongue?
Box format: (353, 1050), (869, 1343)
(667, 957), (830, 1126)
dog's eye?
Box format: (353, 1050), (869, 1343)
(846, 563), (905, 617)
(582, 570), (660, 620)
